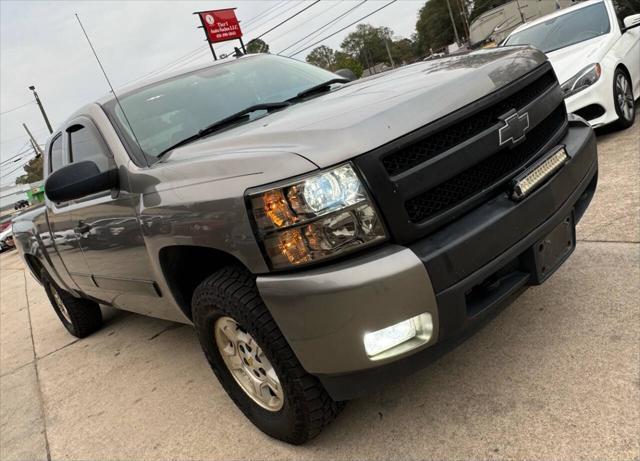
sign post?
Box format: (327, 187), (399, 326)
(194, 8), (244, 61)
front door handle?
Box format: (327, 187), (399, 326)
(74, 222), (92, 235)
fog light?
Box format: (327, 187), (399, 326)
(363, 313), (433, 357)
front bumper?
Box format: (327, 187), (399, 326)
(565, 72), (617, 128)
(257, 119), (598, 401)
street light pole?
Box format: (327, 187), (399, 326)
(28, 85), (53, 134)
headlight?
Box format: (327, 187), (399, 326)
(560, 63), (601, 98)
(248, 163), (387, 269)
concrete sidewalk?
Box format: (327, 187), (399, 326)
(1, 123), (638, 460)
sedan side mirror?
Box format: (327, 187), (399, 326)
(45, 161), (118, 203)
(335, 68), (357, 81)
(623, 14), (640, 31)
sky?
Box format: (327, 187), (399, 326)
(0, 0), (425, 186)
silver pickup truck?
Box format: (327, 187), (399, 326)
(13, 49), (598, 444)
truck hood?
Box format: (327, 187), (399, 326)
(546, 35), (610, 84)
(163, 46), (547, 170)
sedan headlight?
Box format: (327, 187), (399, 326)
(248, 163), (387, 269)
(561, 63), (601, 98)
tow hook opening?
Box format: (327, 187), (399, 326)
(465, 259), (529, 318)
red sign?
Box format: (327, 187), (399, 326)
(198, 9), (242, 43)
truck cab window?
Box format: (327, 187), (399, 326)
(67, 123), (113, 172)
(49, 134), (64, 173)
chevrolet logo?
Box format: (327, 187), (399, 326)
(498, 110), (530, 146)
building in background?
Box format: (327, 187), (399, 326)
(470, 0), (577, 46)
(0, 180), (45, 212)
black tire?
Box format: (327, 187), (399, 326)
(613, 67), (635, 129)
(192, 265), (343, 444)
(42, 272), (102, 338)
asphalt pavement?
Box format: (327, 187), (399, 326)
(1, 121), (638, 461)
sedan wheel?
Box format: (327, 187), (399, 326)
(614, 69), (635, 129)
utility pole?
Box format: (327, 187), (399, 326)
(28, 85), (53, 134)
(514, 0), (526, 24)
(458, 0), (470, 41)
(29, 139), (40, 157)
(23, 123), (43, 157)
(384, 39), (396, 69)
(445, 0), (461, 45)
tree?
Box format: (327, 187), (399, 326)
(306, 45), (336, 70)
(15, 156), (43, 185)
(334, 52), (363, 78)
(246, 38), (269, 53)
(305, 46), (363, 77)
(391, 38), (416, 65)
(613, 0), (640, 18)
(415, 0), (466, 55)
(340, 24), (395, 69)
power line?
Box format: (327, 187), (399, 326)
(0, 101), (34, 116)
(118, 1), (294, 89)
(0, 127), (48, 145)
(0, 140), (31, 167)
(243, 1), (286, 27)
(267, 0), (344, 46)
(0, 135), (27, 145)
(287, 0), (399, 57)
(215, 1), (306, 57)
(0, 153), (36, 180)
(241, 0), (294, 31)
(250, 1), (321, 43)
(118, 45), (209, 88)
(278, 0), (368, 55)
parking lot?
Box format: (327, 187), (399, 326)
(1, 121), (638, 460)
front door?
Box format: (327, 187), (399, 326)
(64, 117), (167, 316)
(44, 132), (93, 292)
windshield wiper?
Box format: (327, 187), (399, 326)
(287, 78), (350, 102)
(157, 102), (291, 158)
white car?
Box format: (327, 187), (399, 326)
(503, 0), (639, 129)
(0, 226), (14, 252)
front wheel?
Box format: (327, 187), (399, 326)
(192, 266), (343, 444)
(613, 68), (635, 129)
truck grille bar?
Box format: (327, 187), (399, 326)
(354, 62), (568, 244)
(382, 70), (558, 177)
(405, 105), (566, 223)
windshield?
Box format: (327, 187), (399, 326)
(503, 2), (610, 53)
(106, 54), (339, 158)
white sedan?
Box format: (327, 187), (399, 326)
(503, 0), (639, 129)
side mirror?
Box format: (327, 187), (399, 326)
(45, 161), (118, 203)
(623, 14), (640, 31)
(335, 68), (357, 81)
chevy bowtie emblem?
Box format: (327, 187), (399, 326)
(499, 111), (530, 146)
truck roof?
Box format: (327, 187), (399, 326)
(96, 53), (259, 105)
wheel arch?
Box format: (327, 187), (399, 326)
(24, 253), (45, 284)
(615, 63), (632, 82)
(158, 245), (249, 320)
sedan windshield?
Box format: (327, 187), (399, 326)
(503, 2), (610, 53)
(105, 54), (339, 159)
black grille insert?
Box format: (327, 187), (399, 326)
(382, 70), (558, 176)
(405, 105), (567, 223)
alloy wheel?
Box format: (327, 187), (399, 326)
(616, 73), (635, 122)
(52, 288), (72, 323)
(214, 316), (284, 411)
